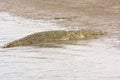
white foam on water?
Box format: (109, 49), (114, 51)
(0, 12), (120, 80)
(0, 12), (65, 46)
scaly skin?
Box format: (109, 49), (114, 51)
(3, 30), (104, 48)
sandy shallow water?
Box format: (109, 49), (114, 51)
(0, 12), (120, 80)
(0, 0), (120, 80)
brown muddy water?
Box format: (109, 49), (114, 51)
(0, 12), (120, 80)
(0, 0), (120, 80)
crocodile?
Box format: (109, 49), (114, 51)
(3, 30), (104, 48)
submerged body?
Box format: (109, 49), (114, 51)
(3, 30), (104, 48)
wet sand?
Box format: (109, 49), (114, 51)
(0, 0), (120, 47)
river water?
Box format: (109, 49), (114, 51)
(0, 12), (120, 80)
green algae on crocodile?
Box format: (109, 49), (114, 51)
(3, 30), (104, 48)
